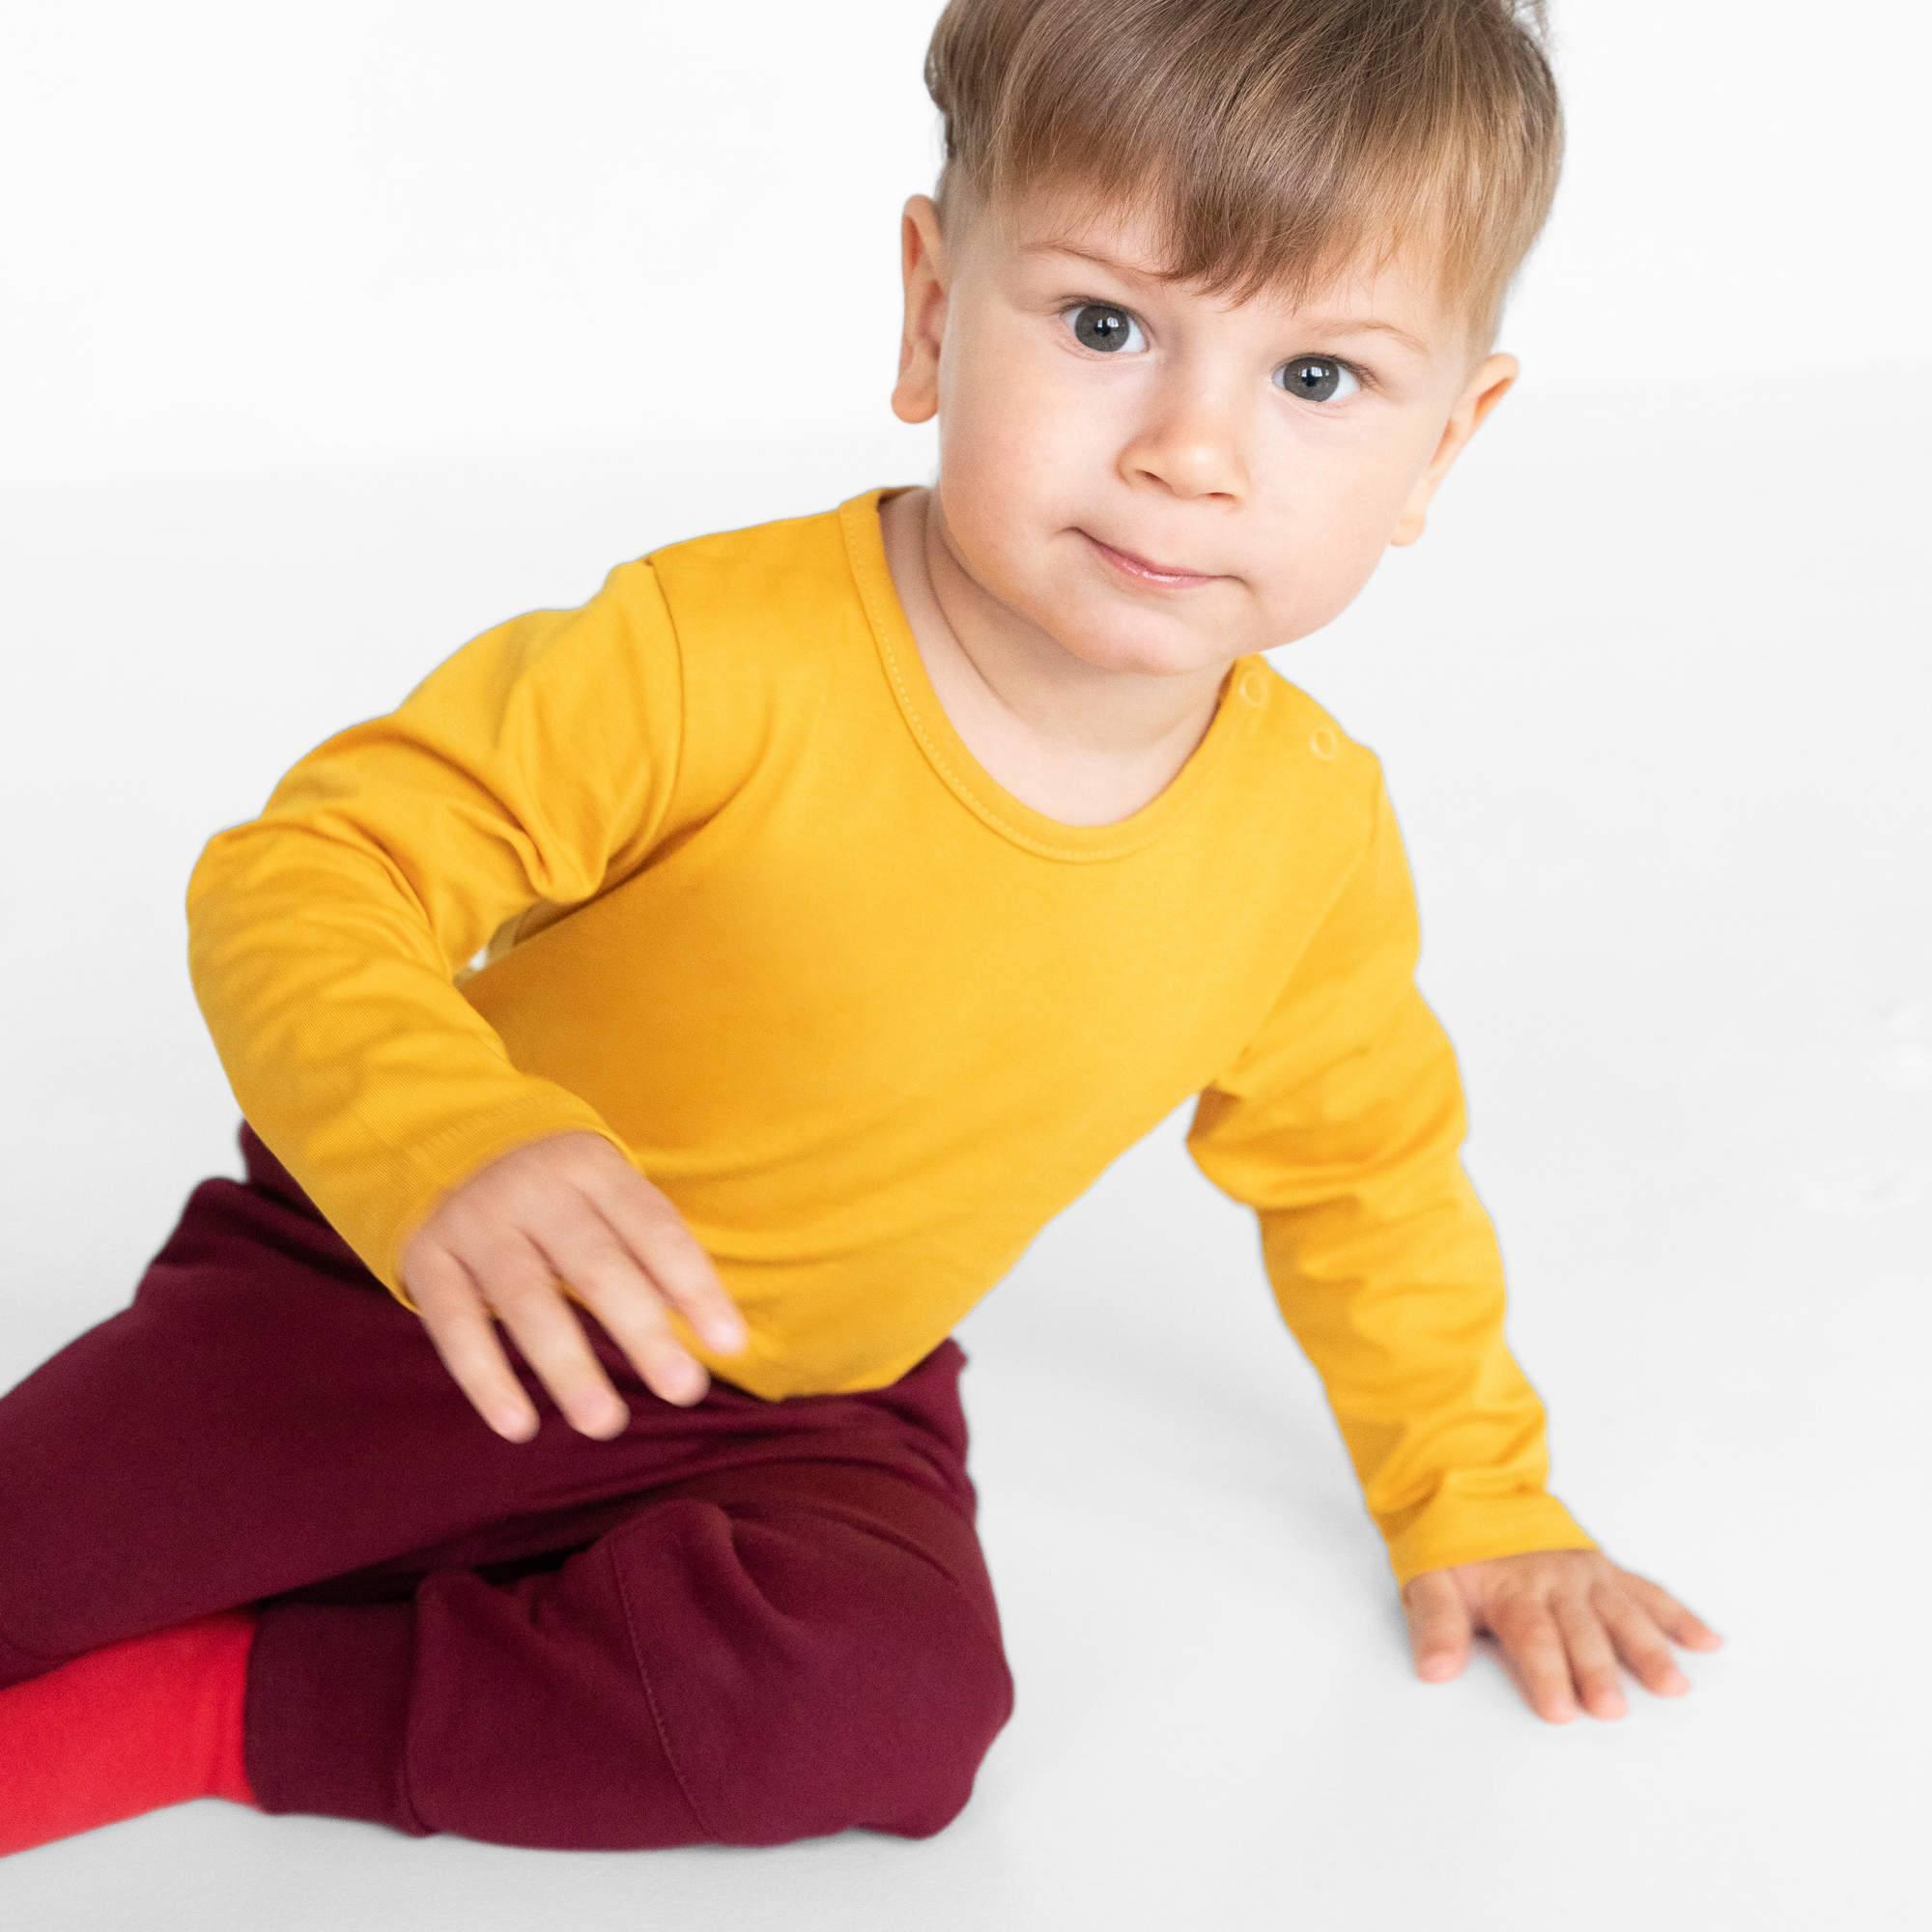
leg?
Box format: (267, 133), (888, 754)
(0, 1116), (979, 1677)
(0, 1117), (1012, 1848)
(245, 1457), (1016, 1848)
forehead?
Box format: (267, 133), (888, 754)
(997, 184), (1449, 350)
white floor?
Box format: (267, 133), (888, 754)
(3, 379), (1924, 1928)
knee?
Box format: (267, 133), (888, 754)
(841, 1542), (1016, 1839)
(616, 1500), (1015, 1845)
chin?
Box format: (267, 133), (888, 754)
(1055, 620), (1222, 680)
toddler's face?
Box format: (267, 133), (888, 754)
(892, 185), (1519, 683)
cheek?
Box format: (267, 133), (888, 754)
(1276, 442), (1422, 562)
(947, 306), (1107, 450)
(1286, 426), (1416, 513)
(1248, 470), (1408, 634)
(938, 476), (1052, 603)
(938, 364), (1096, 547)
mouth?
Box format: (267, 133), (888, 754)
(1079, 529), (1220, 588)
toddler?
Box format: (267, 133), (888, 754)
(1, 0), (1721, 1859)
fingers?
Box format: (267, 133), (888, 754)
(1593, 1581), (1692, 1697)
(1446, 1555), (1720, 1725)
(481, 1230), (639, 1438)
(1550, 1592), (1627, 1719)
(405, 1239), (546, 1443)
(571, 1154), (749, 1354)
(1491, 1581), (1711, 1723)
(1487, 1594), (1581, 1723)
(1619, 1570), (1725, 1651)
(530, 1198), (714, 1409)
(398, 1130), (752, 1443)
(1402, 1573), (1470, 1681)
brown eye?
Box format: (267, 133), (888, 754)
(1281, 356), (1362, 404)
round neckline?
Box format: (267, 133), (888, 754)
(837, 483), (1266, 863)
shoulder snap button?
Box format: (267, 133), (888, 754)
(1308, 724), (1339, 760)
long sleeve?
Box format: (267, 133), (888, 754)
(184, 554), (687, 1315)
(1184, 761), (1597, 1590)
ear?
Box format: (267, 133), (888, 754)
(891, 195), (952, 427)
(1390, 352), (1520, 548)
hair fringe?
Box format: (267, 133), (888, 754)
(923, 0), (1565, 357)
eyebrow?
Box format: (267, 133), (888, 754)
(1019, 240), (1433, 359)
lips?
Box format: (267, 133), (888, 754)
(1084, 531), (1216, 581)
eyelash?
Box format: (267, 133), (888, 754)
(1051, 297), (1378, 403)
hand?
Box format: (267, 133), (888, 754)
(399, 1130), (750, 1443)
(1401, 1548), (1723, 1723)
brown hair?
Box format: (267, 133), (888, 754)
(922, 0), (1565, 364)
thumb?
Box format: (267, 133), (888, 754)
(1403, 1570), (1472, 1682)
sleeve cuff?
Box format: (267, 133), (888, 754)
(1381, 1490), (1598, 1592)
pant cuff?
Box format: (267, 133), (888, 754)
(244, 1597), (431, 1835)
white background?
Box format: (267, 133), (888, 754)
(2, 3), (1926, 1926)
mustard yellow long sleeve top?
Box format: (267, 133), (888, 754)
(184, 482), (1597, 1589)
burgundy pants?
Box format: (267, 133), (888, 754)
(0, 1119), (1015, 1849)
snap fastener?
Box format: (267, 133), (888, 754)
(1308, 724), (1339, 760)
(1237, 668), (1265, 705)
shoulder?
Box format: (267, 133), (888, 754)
(613, 497), (853, 801)
(1236, 654), (1389, 838)
(641, 497), (852, 656)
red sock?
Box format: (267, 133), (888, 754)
(0, 1606), (260, 1857)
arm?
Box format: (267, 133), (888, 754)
(1184, 759), (1596, 1591)
(185, 554), (685, 1313)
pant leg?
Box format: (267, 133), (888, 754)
(0, 1117), (1015, 1845)
(245, 1455), (1015, 1848)
(0, 1114), (978, 1670)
